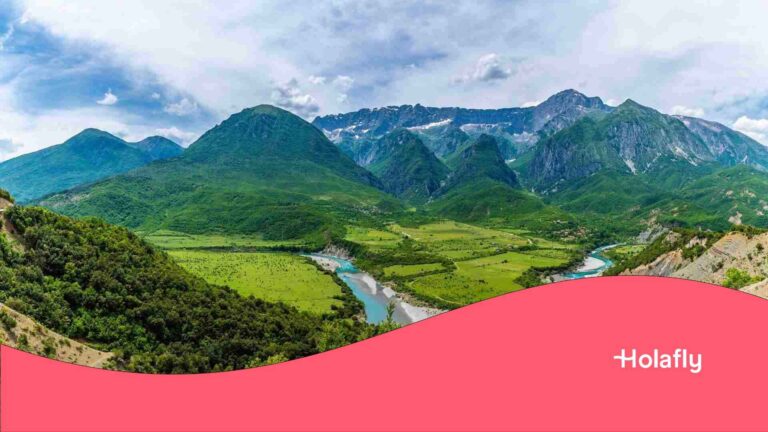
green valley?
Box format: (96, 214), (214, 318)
(343, 221), (580, 309)
(5, 88), (768, 372)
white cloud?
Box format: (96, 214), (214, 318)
(332, 75), (354, 91)
(96, 90), (118, 105)
(733, 116), (768, 144)
(163, 98), (198, 116)
(308, 75), (326, 85)
(155, 126), (198, 146)
(270, 79), (320, 118)
(9, 0), (768, 152)
(670, 105), (705, 117)
(521, 100), (541, 108)
(456, 53), (513, 83)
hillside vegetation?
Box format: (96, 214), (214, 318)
(0, 204), (385, 373)
(41, 106), (400, 244)
(0, 129), (182, 203)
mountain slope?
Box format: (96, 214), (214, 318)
(674, 116), (768, 170)
(365, 130), (449, 203)
(0, 202), (373, 373)
(524, 100), (716, 191)
(426, 134), (571, 228)
(0, 129), (181, 203)
(128, 136), (184, 160)
(439, 134), (519, 194)
(0, 303), (113, 368)
(415, 125), (471, 158)
(509, 97), (768, 231)
(40, 105), (399, 241)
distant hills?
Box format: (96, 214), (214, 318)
(0, 130), (182, 202)
(41, 105), (399, 242)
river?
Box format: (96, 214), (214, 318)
(309, 245), (615, 323)
(307, 254), (441, 325)
(559, 244), (618, 279)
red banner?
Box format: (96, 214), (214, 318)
(1, 276), (764, 431)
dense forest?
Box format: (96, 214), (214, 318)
(0, 203), (394, 373)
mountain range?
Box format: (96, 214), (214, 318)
(0, 129), (182, 202)
(0, 89), (762, 242)
(313, 89), (612, 162)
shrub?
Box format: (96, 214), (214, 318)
(0, 310), (17, 330)
(722, 268), (764, 289)
(0, 188), (14, 203)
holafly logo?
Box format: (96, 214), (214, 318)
(613, 348), (702, 374)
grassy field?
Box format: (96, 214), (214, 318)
(383, 263), (447, 277)
(168, 250), (343, 314)
(390, 221), (530, 260)
(154, 219), (580, 314)
(344, 226), (402, 250)
(406, 250), (571, 307)
(346, 220), (579, 309)
(142, 230), (304, 249)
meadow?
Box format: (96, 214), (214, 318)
(143, 230), (304, 249)
(168, 250), (344, 314)
(344, 226), (403, 250)
(383, 262), (447, 277)
(153, 219), (581, 314)
(405, 249), (572, 307)
(347, 220), (580, 308)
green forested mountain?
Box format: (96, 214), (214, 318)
(365, 130), (449, 203)
(127, 136), (184, 161)
(428, 134), (572, 229)
(0, 129), (182, 203)
(524, 100), (714, 191)
(502, 98), (768, 232)
(41, 105), (399, 242)
(439, 134), (519, 193)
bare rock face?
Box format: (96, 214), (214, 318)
(0, 304), (112, 368)
(321, 244), (353, 260)
(740, 279), (768, 300)
(672, 233), (768, 284)
(636, 225), (669, 244)
(313, 89), (610, 164)
(620, 231), (768, 289)
(621, 250), (688, 277)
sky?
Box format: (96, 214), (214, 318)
(2, 0), (768, 160)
